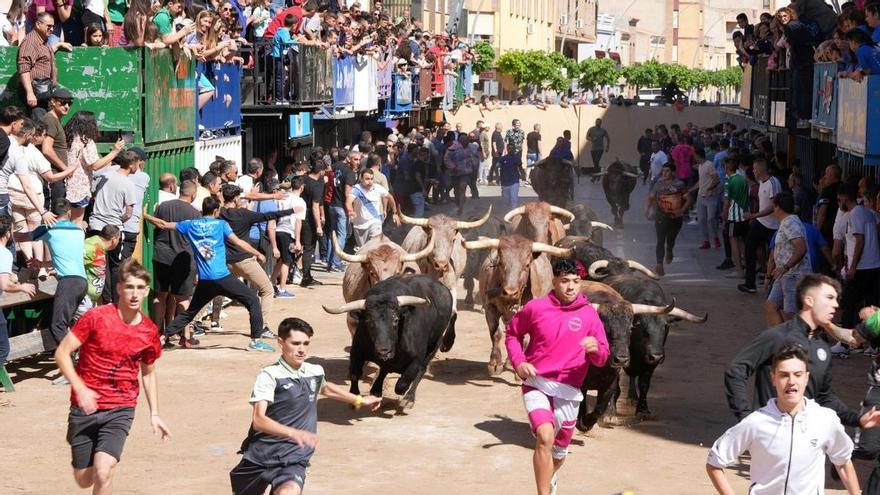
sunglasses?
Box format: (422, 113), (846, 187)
(221, 7), (231, 11)
(55, 100), (72, 106)
(41, 21), (55, 28)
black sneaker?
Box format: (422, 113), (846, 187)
(737, 284), (757, 294)
(716, 259), (735, 270)
(301, 278), (324, 288)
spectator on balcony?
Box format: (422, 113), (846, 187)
(842, 28), (880, 82)
(63, 111), (124, 226)
(263, 2), (301, 39)
(1, 0), (26, 46)
(794, 0), (838, 41)
(247, 0), (273, 39)
(867, 3), (880, 43)
(271, 14), (300, 104)
(106, 0), (126, 45)
(80, 0), (113, 41)
(25, 0), (71, 46)
(18, 13), (57, 117)
(737, 12), (755, 38)
(839, 6), (870, 35)
(745, 22), (774, 65)
(152, 0), (193, 45)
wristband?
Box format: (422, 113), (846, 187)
(353, 395), (363, 409)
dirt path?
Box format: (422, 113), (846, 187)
(1, 179), (872, 494)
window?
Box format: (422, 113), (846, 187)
(672, 45), (678, 62)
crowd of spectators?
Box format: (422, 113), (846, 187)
(733, 1), (880, 128)
(638, 118), (880, 360)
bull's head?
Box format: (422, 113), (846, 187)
(585, 288), (676, 369)
(333, 233), (434, 284)
(588, 259), (660, 280)
(399, 206), (492, 275)
(323, 295), (431, 361)
(634, 303), (707, 366)
(465, 235), (572, 304)
(504, 202), (574, 244)
(564, 203), (614, 240)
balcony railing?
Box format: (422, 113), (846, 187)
(240, 41), (333, 108)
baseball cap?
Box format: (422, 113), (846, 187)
(128, 146), (148, 161)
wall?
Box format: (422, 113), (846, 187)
(444, 104), (722, 166)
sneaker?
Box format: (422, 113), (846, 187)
(276, 289), (295, 298)
(52, 375), (70, 386)
(292, 272), (303, 284)
(716, 259), (735, 270)
(210, 322), (224, 332)
(261, 327), (276, 339)
(248, 340), (275, 352)
(549, 473), (558, 495)
(725, 270), (745, 279)
(687, 217), (699, 225)
(665, 253), (673, 265)
(192, 324), (207, 337)
(737, 284), (757, 294)
(713, 238), (722, 249)
(866, 346), (879, 357)
(655, 263), (665, 276)
(831, 342), (851, 358)
(301, 278), (324, 288)
(179, 336), (200, 348)
(699, 241), (711, 250)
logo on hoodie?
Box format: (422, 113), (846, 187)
(568, 317), (582, 332)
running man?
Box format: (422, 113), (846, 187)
(144, 196), (273, 352)
(505, 258), (610, 495)
(230, 317), (382, 495)
(707, 344), (860, 494)
(54, 259), (171, 494)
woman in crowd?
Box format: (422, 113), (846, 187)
(63, 111), (125, 226)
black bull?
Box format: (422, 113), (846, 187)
(600, 160), (639, 228)
(322, 275), (456, 409)
(530, 157), (575, 208)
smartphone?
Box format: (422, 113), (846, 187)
(117, 130), (134, 144)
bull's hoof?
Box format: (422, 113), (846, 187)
(635, 409), (655, 421)
(487, 362), (504, 377)
(398, 397), (415, 410)
(599, 414), (624, 428)
(577, 416), (597, 433)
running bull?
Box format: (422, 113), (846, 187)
(464, 235), (572, 375)
(605, 274), (708, 417)
(322, 274), (455, 410)
(504, 201), (574, 245)
(556, 236), (659, 280)
(597, 159), (640, 228)
(530, 156), (576, 208)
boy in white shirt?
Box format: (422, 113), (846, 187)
(707, 344), (860, 495)
(272, 177), (306, 298)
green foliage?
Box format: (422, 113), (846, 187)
(471, 41), (495, 75)
(577, 57), (620, 90)
(497, 50), (578, 92)
(620, 60), (662, 91)
(616, 60), (742, 90)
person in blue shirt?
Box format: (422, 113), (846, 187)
(498, 143), (525, 209)
(868, 3), (880, 44)
(29, 198), (87, 344)
(843, 28), (880, 82)
(273, 14), (300, 103)
(144, 197), (274, 352)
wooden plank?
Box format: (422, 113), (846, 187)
(0, 276), (58, 308)
(7, 328), (56, 362)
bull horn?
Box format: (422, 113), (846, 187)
(503, 206), (526, 223)
(401, 234), (435, 262)
(590, 221), (614, 231)
(590, 303), (602, 311)
(549, 205), (576, 222)
(332, 232), (366, 263)
(563, 223), (571, 230)
(824, 322), (858, 345)
(531, 242), (573, 257)
(622, 171), (641, 178)
(631, 298), (676, 315)
(396, 296), (431, 307)
(668, 307), (709, 323)
(588, 260), (610, 279)
(399, 212), (429, 227)
(455, 205), (493, 230)
(322, 299), (366, 314)
(627, 260), (660, 279)
(463, 238), (500, 250)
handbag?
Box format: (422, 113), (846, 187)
(31, 78), (52, 100)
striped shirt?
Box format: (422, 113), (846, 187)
(17, 30), (53, 80)
(725, 173), (749, 222)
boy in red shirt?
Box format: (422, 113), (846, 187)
(55, 258), (171, 494)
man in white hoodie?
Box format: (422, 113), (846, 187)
(707, 343), (861, 494)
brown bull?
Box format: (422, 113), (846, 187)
(563, 203), (614, 246)
(503, 201), (574, 245)
(399, 206), (492, 300)
(333, 233), (434, 334)
(464, 234), (572, 375)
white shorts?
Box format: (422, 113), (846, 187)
(522, 386), (580, 459)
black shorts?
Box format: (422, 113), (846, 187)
(729, 221), (749, 239)
(276, 231), (297, 265)
(230, 458), (306, 495)
(153, 257), (196, 297)
(67, 406), (135, 469)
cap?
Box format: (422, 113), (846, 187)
(51, 87), (73, 101)
(387, 134), (399, 143)
(396, 58), (407, 66)
(128, 146), (148, 161)
(413, 132), (425, 140)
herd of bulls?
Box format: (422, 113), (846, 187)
(321, 194), (708, 432)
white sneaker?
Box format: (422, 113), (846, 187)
(549, 473), (558, 495)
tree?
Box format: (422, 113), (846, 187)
(497, 50), (567, 91)
(471, 41), (495, 75)
(620, 60), (661, 91)
(578, 57), (620, 91)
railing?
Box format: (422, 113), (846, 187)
(768, 67), (791, 128)
(750, 56), (770, 125)
(241, 41), (333, 107)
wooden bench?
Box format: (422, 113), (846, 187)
(0, 276), (58, 392)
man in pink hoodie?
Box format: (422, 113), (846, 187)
(506, 258), (610, 495)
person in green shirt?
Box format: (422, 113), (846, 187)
(107, 0), (127, 45)
(151, 0), (193, 45)
(76, 225), (121, 318)
(722, 157), (749, 278)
